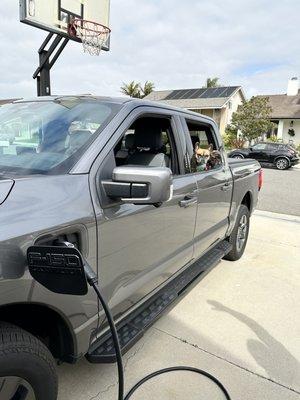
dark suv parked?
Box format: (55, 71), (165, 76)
(228, 142), (300, 170)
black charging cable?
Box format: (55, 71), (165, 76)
(84, 264), (232, 400)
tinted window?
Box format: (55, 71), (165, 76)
(266, 144), (277, 150)
(0, 99), (121, 176)
(252, 143), (267, 150)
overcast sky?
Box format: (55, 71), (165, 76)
(0, 0), (299, 100)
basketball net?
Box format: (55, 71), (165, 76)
(71, 19), (111, 56)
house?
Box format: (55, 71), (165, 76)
(145, 86), (245, 134)
(258, 77), (300, 146)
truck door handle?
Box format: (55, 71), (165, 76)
(179, 196), (198, 208)
(221, 182), (232, 192)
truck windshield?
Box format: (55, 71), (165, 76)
(0, 98), (121, 176)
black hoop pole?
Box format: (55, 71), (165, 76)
(33, 33), (69, 96)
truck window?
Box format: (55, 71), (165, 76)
(0, 99), (121, 175)
(114, 116), (179, 174)
(184, 120), (222, 174)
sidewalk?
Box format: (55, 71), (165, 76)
(58, 211), (300, 400)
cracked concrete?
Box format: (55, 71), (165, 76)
(89, 342), (147, 399)
(58, 211), (300, 399)
(154, 327), (300, 395)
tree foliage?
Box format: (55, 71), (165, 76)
(120, 81), (141, 98)
(120, 81), (155, 99)
(203, 77), (220, 88)
(141, 81), (155, 97)
(229, 96), (275, 142)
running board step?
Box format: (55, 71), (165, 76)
(86, 240), (232, 364)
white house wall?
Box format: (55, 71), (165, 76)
(279, 119), (300, 146)
(226, 90), (244, 126)
(218, 90), (244, 135)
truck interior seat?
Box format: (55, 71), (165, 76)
(115, 133), (135, 163)
(127, 121), (170, 168)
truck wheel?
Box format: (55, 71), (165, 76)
(224, 204), (250, 261)
(275, 158), (289, 170)
(0, 322), (58, 400)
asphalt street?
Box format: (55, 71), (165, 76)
(257, 165), (300, 216)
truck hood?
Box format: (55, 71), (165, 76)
(0, 179), (14, 205)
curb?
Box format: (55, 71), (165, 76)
(254, 210), (300, 223)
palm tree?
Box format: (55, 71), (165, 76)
(120, 81), (141, 98)
(203, 77), (220, 88)
(120, 81), (155, 99)
(140, 81), (155, 98)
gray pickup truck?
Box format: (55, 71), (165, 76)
(0, 96), (261, 400)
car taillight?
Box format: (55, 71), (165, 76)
(258, 169), (263, 191)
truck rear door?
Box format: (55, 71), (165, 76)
(92, 107), (198, 318)
(180, 116), (233, 259)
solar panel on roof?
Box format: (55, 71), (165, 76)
(222, 87), (238, 97)
(189, 89), (206, 99)
(178, 89), (197, 99)
(177, 89), (192, 99)
(164, 90), (185, 100)
(164, 86), (239, 100)
(214, 87), (227, 97)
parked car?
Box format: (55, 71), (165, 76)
(228, 142), (300, 170)
(0, 97), (262, 400)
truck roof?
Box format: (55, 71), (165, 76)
(13, 95), (216, 124)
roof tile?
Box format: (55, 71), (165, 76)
(258, 94), (300, 119)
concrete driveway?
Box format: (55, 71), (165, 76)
(58, 210), (300, 400)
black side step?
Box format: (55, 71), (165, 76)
(86, 240), (232, 364)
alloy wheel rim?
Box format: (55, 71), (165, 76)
(236, 214), (248, 252)
(0, 376), (36, 400)
(276, 159), (288, 170)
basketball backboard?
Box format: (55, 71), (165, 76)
(19, 0), (111, 51)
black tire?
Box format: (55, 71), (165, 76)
(275, 157), (289, 170)
(0, 322), (58, 400)
(224, 204), (250, 261)
(232, 154), (244, 159)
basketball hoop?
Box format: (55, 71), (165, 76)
(70, 19), (111, 56)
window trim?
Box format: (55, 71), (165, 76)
(179, 115), (224, 176)
(112, 113), (180, 175)
(93, 107), (185, 208)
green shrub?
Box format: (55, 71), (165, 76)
(223, 125), (246, 150)
(266, 136), (279, 143)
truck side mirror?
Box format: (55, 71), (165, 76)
(27, 245), (88, 295)
(101, 165), (173, 205)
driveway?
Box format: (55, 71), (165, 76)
(257, 165), (300, 216)
(58, 210), (300, 400)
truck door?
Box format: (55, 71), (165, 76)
(180, 117), (232, 260)
(92, 109), (198, 318)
